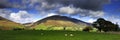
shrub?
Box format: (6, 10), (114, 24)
(83, 26), (93, 32)
(13, 28), (24, 30)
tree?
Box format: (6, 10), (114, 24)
(114, 23), (119, 31)
(92, 18), (105, 32)
(92, 18), (119, 32)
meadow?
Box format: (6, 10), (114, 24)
(0, 30), (120, 40)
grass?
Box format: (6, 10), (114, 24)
(33, 23), (85, 31)
(0, 30), (120, 40)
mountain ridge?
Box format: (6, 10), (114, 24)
(0, 16), (24, 30)
(30, 15), (92, 30)
(33, 15), (91, 26)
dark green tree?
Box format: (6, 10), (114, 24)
(92, 18), (105, 32)
(114, 23), (119, 31)
(92, 18), (119, 32)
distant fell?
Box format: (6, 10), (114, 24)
(31, 15), (91, 30)
(0, 16), (24, 30)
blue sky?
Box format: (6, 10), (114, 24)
(103, 0), (120, 16)
(0, 0), (120, 25)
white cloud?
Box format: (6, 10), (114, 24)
(41, 2), (56, 9)
(10, 11), (33, 24)
(89, 11), (104, 17)
(46, 13), (58, 17)
(0, 9), (34, 24)
(87, 19), (96, 23)
(59, 6), (79, 14)
(106, 16), (120, 26)
(59, 6), (104, 18)
(0, 9), (12, 18)
(78, 9), (104, 18)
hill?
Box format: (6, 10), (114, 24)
(31, 15), (91, 30)
(0, 16), (24, 30)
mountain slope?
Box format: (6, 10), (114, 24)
(0, 16), (24, 30)
(32, 15), (91, 30)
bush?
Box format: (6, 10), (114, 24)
(83, 26), (93, 32)
(13, 28), (24, 30)
(0, 28), (1, 30)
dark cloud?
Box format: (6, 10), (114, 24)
(0, 0), (11, 8)
(0, 0), (110, 11)
(0, 0), (109, 18)
(0, 0), (32, 10)
(45, 0), (110, 11)
(0, 4), (9, 8)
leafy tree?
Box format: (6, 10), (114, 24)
(114, 23), (119, 31)
(92, 18), (105, 32)
(92, 18), (119, 32)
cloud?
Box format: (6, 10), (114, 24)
(106, 16), (120, 26)
(0, 0), (110, 23)
(10, 11), (33, 23)
(87, 18), (96, 23)
(59, 6), (104, 18)
(59, 6), (79, 14)
(0, 0), (108, 18)
(46, 13), (58, 17)
(89, 11), (104, 17)
(0, 0), (110, 10)
(45, 0), (110, 11)
(0, 0), (11, 8)
(0, 9), (12, 18)
(0, 9), (34, 23)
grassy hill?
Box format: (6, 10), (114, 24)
(0, 16), (24, 30)
(31, 15), (91, 31)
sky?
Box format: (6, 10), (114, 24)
(0, 0), (120, 25)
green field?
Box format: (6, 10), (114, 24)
(0, 30), (120, 40)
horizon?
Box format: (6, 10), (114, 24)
(0, 0), (120, 26)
